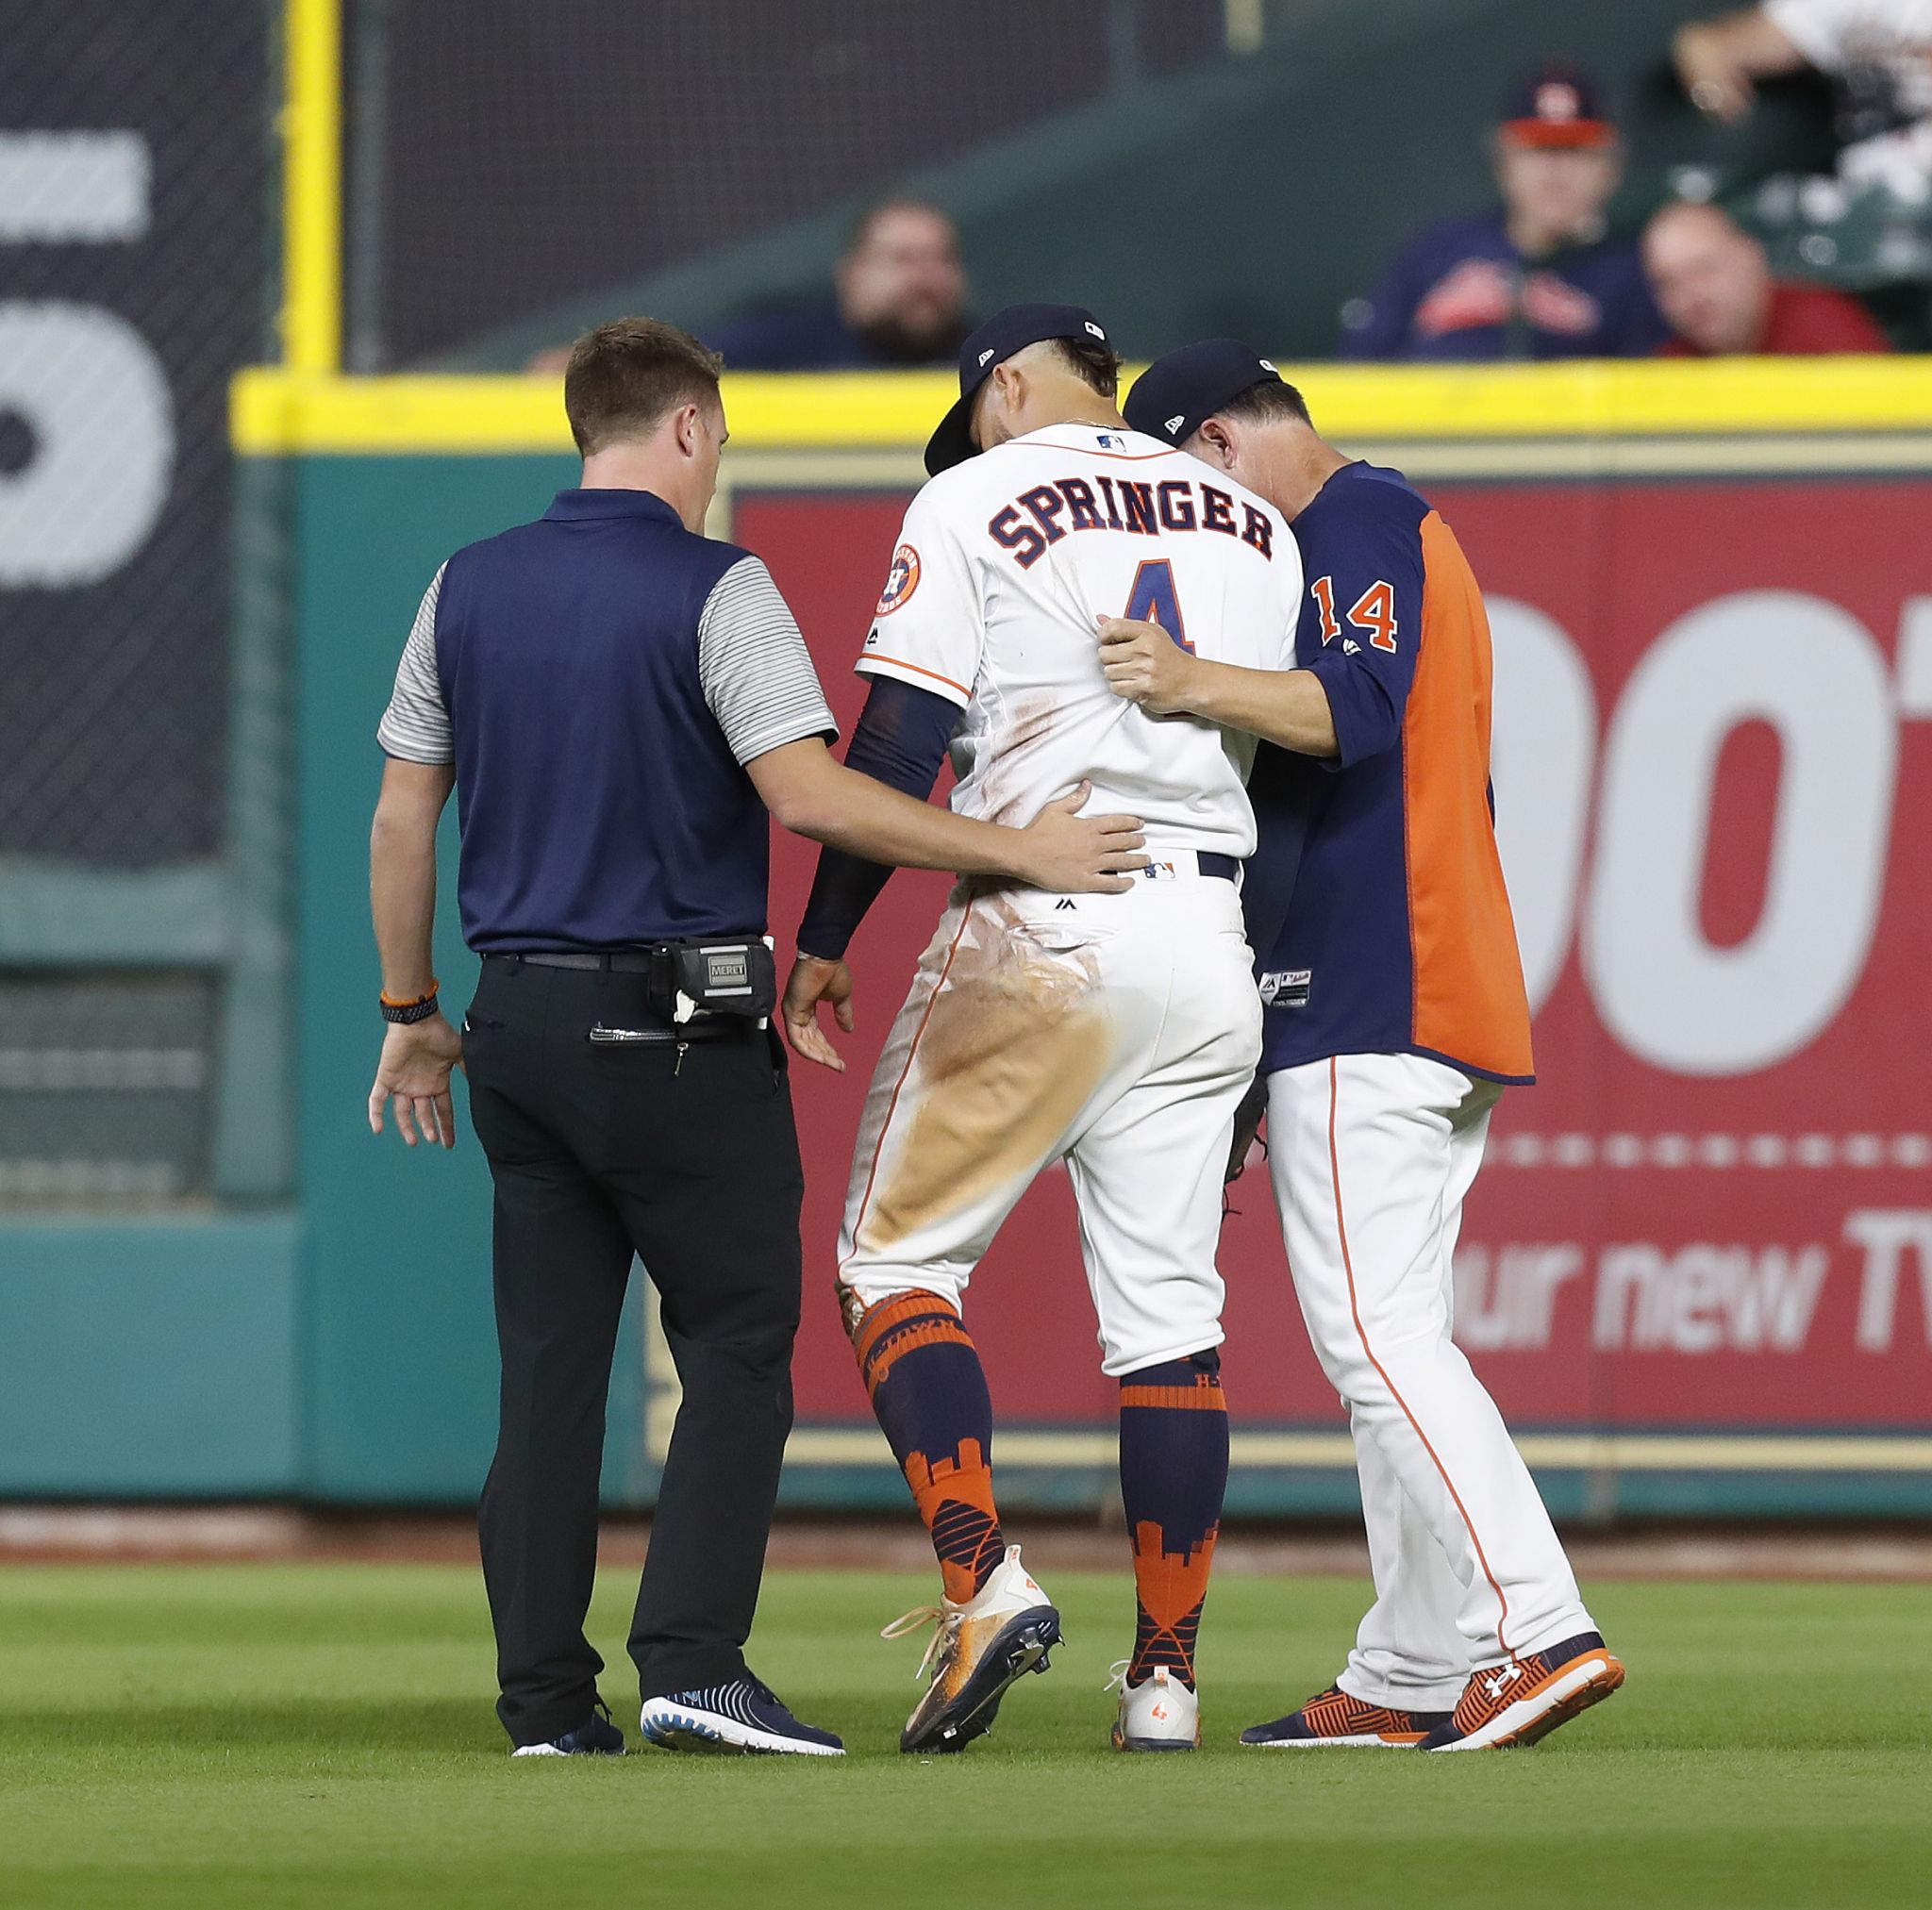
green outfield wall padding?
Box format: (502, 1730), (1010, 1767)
(0, 1215), (300, 1495)
(289, 452), (662, 1503)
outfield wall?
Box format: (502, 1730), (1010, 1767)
(255, 360), (1932, 1517)
(7, 360), (1930, 1515)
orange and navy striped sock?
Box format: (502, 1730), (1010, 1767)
(1119, 1351), (1228, 1689)
(849, 1291), (1004, 1605)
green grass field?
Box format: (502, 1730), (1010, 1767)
(1, 1563), (1927, 1908)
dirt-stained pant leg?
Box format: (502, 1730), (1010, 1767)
(836, 887), (1124, 1321)
(837, 877), (1261, 1370)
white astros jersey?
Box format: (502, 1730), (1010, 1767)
(857, 422), (1303, 857)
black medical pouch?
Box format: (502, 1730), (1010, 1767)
(647, 938), (779, 1023)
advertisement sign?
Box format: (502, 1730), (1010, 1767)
(731, 470), (1932, 1468)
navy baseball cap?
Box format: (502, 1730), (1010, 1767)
(1123, 339), (1285, 449)
(1499, 59), (1614, 147)
(924, 302), (1113, 476)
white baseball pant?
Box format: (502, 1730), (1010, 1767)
(837, 864), (1262, 1375)
(1267, 1051), (1593, 1705)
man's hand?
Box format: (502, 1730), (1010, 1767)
(1674, 22), (1756, 120)
(1014, 783), (1147, 894)
(1098, 612), (1203, 718)
(783, 954), (856, 1071)
(368, 1013), (465, 1149)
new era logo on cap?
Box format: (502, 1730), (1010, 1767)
(1122, 338), (1289, 451)
(926, 302), (1115, 476)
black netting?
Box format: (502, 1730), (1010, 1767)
(0, 0), (271, 864)
(357, 0), (1224, 368)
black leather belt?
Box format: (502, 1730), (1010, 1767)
(481, 952), (759, 1043)
(1198, 853), (1238, 882)
(488, 950), (659, 972)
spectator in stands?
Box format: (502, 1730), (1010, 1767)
(705, 198), (972, 371)
(1674, 4), (1932, 202)
(1643, 199), (1895, 350)
(1339, 60), (1667, 360)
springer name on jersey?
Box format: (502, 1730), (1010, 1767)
(858, 424), (1305, 862)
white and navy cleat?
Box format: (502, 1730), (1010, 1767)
(639, 1675), (844, 1756)
(509, 1701), (625, 1757)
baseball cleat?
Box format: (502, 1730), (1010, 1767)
(1241, 1683), (1449, 1748)
(881, 1544), (1061, 1753)
(1420, 1632), (1624, 1752)
(1108, 1662), (1200, 1752)
(638, 1675), (844, 1756)
(509, 1699), (625, 1757)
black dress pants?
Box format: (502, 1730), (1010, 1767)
(461, 956), (803, 1747)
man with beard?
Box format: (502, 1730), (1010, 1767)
(708, 198), (972, 370)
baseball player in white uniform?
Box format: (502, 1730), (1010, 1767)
(782, 306), (1302, 1754)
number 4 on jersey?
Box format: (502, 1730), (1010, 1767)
(1124, 559), (1193, 654)
(1311, 575), (1398, 653)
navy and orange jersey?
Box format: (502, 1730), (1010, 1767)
(1245, 461), (1534, 1086)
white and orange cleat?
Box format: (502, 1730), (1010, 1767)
(1421, 1632), (1624, 1752)
(1108, 1662), (1200, 1752)
(881, 1545), (1061, 1754)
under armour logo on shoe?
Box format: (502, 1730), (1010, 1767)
(1484, 1665), (1524, 1701)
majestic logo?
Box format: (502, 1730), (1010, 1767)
(874, 544), (921, 616)
(1259, 969), (1312, 1008)
(978, 348), (995, 366)
(1164, 414), (1185, 435)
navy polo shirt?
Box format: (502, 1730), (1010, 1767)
(378, 488), (836, 953)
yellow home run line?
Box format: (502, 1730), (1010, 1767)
(279, 0), (341, 374)
(229, 358), (1932, 457)
(775, 1429), (1932, 1471)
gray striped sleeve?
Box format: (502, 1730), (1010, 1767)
(376, 564), (455, 764)
(698, 556), (839, 765)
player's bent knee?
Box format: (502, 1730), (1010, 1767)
(835, 1272), (967, 1345)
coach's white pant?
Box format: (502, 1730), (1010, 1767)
(838, 871), (1261, 1375)
(1268, 1053), (1592, 1705)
